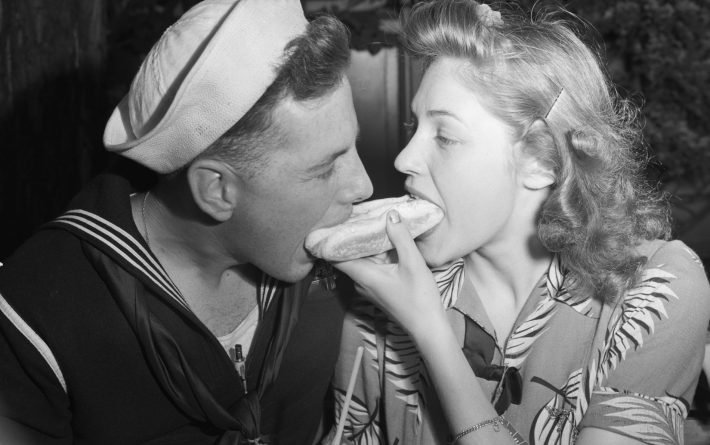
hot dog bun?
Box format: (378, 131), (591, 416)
(305, 195), (444, 261)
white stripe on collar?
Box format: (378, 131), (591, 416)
(54, 209), (281, 316)
(258, 273), (280, 319)
(0, 291), (67, 393)
(54, 209), (188, 309)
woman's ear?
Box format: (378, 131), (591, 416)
(516, 120), (556, 190)
(522, 159), (555, 190)
(186, 159), (238, 222)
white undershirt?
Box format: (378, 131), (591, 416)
(217, 305), (259, 359)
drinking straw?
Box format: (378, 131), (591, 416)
(332, 346), (365, 445)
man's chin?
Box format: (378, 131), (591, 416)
(263, 258), (315, 284)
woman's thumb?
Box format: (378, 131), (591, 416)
(385, 210), (420, 262)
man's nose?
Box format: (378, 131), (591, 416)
(343, 152), (373, 204)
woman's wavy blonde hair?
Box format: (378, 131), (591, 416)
(401, 0), (671, 302)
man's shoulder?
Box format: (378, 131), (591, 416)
(0, 226), (103, 320)
(2, 226), (83, 277)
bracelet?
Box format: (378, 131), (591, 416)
(449, 415), (528, 444)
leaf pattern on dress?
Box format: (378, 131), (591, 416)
(432, 259), (465, 309)
(565, 265), (685, 444)
(505, 296), (557, 369)
(382, 320), (426, 424)
(596, 267), (678, 383)
(360, 260), (467, 427)
(545, 255), (565, 297)
(351, 301), (383, 374)
(530, 369), (583, 445)
(343, 260), (468, 441)
(590, 389), (686, 444)
(333, 389), (384, 445)
(505, 257), (564, 368)
(595, 386), (688, 423)
(551, 289), (595, 317)
(547, 256), (595, 317)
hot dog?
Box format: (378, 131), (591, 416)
(305, 195), (444, 261)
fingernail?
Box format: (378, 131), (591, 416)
(388, 210), (401, 223)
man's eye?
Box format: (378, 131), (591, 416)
(314, 166), (335, 180)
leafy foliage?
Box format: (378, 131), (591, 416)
(574, 0), (709, 186)
(524, 0), (710, 235)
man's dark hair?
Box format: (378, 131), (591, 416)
(198, 15), (351, 175)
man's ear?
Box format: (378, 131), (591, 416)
(186, 159), (238, 222)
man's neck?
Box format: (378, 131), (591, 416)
(131, 191), (260, 337)
(179, 266), (261, 337)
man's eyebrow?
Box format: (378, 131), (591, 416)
(306, 147), (349, 173)
(305, 128), (360, 173)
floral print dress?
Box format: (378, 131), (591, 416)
(329, 239), (710, 445)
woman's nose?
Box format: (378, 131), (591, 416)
(394, 138), (422, 176)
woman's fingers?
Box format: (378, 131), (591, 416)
(335, 209), (426, 281)
(332, 211), (443, 337)
(385, 210), (426, 270)
(332, 257), (376, 284)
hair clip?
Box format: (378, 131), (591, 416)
(545, 88), (564, 119)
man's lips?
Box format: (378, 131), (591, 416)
(313, 208), (354, 232)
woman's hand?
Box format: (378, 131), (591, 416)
(333, 210), (447, 340)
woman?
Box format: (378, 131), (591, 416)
(328, 1), (710, 444)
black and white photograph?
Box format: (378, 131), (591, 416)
(1, 1), (709, 444)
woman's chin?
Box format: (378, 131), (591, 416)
(415, 239), (451, 269)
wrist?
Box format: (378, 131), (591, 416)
(449, 415), (527, 445)
(409, 310), (457, 354)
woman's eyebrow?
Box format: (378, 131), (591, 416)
(427, 109), (464, 123)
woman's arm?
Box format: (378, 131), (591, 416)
(413, 312), (519, 444)
(335, 211), (518, 444)
(335, 212), (662, 445)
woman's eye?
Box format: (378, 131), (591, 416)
(436, 134), (456, 146)
(403, 118), (418, 139)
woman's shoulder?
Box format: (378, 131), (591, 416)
(630, 238), (710, 322)
(589, 238), (710, 409)
(636, 238), (706, 273)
